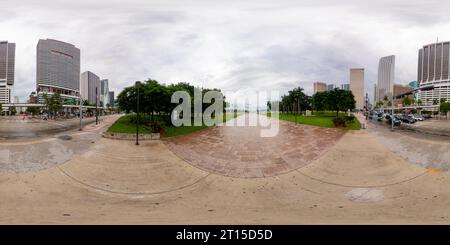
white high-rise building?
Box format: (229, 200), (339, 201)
(377, 55), (395, 102)
(350, 68), (365, 110)
(36, 39), (80, 104)
(0, 41), (15, 104)
(417, 41), (450, 105)
(80, 71), (100, 105)
(100, 79), (109, 107)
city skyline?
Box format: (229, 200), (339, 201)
(2, 0), (450, 105)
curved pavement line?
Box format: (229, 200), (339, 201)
(295, 168), (429, 188)
(57, 166), (211, 196)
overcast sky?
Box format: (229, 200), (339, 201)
(2, 0), (450, 105)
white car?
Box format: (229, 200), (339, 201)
(409, 114), (423, 121)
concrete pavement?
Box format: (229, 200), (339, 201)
(0, 114), (450, 224)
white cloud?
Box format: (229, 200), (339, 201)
(2, 0), (450, 103)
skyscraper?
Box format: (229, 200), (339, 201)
(313, 82), (327, 94)
(36, 39), (80, 104)
(377, 55), (395, 102)
(80, 71), (100, 105)
(100, 79), (109, 107)
(0, 41), (15, 104)
(350, 68), (365, 110)
(417, 41), (450, 105)
(374, 84), (378, 104)
(108, 91), (115, 107)
(326, 84), (336, 91)
(340, 83), (350, 91)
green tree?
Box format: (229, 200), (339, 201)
(117, 79), (227, 122)
(402, 96), (412, 106)
(327, 89), (356, 117)
(267, 101), (271, 111)
(375, 101), (384, 109)
(383, 95), (389, 107)
(9, 106), (17, 116)
(26, 106), (40, 116)
(440, 102), (450, 119)
(43, 93), (63, 119)
(311, 91), (328, 112)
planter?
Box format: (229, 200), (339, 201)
(102, 132), (160, 141)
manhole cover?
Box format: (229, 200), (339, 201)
(58, 135), (73, 141)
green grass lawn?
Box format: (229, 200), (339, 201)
(268, 111), (360, 130)
(107, 115), (154, 134)
(108, 113), (240, 138)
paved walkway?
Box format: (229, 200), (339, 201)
(1, 113), (450, 224)
(0, 116), (102, 139)
(0, 115), (120, 173)
(165, 114), (345, 178)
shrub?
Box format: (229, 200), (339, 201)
(128, 113), (166, 133)
(332, 116), (346, 127)
(345, 115), (356, 122)
(150, 118), (166, 133)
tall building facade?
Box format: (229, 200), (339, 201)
(408, 81), (418, 100)
(313, 82), (327, 94)
(100, 79), (109, 107)
(0, 41), (15, 104)
(377, 55), (395, 102)
(326, 84), (336, 91)
(340, 83), (350, 91)
(393, 84), (414, 106)
(417, 41), (450, 105)
(350, 68), (365, 110)
(36, 39), (80, 104)
(374, 84), (378, 104)
(80, 71), (100, 105)
(108, 91), (115, 107)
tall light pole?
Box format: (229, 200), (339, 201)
(95, 87), (99, 125)
(135, 81), (141, 146)
(79, 93), (83, 130)
(391, 94), (394, 131)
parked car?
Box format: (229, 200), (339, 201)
(400, 115), (416, 124)
(422, 114), (432, 119)
(385, 114), (402, 126)
(409, 114), (423, 121)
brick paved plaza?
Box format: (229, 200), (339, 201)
(165, 114), (345, 178)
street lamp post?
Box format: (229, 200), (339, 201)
(135, 81), (141, 146)
(96, 87), (99, 125)
(79, 93), (83, 130)
(391, 95), (394, 131)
